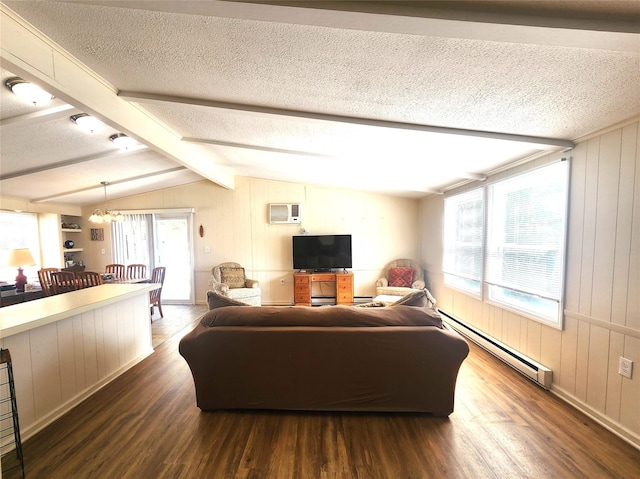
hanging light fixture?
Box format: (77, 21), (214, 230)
(5, 77), (54, 105)
(88, 181), (124, 223)
(109, 133), (137, 149)
(70, 113), (105, 133)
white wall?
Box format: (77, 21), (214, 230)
(80, 177), (421, 305)
(419, 118), (640, 448)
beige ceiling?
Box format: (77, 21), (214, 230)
(1, 0), (639, 205)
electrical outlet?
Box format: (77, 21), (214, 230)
(619, 357), (633, 379)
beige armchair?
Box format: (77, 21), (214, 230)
(211, 262), (261, 306)
(374, 259), (436, 306)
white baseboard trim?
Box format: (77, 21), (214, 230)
(438, 308), (640, 452)
(550, 385), (640, 451)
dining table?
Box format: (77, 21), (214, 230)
(101, 275), (150, 284)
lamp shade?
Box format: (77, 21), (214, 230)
(6, 248), (36, 267)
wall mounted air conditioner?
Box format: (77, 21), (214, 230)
(269, 203), (301, 224)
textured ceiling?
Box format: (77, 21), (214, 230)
(1, 0), (639, 204)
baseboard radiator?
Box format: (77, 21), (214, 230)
(439, 309), (552, 390)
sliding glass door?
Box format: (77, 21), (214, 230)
(154, 213), (193, 303)
(112, 210), (194, 304)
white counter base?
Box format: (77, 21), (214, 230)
(0, 284), (156, 445)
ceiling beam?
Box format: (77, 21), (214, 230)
(0, 103), (76, 129)
(30, 166), (188, 203)
(182, 137), (341, 160)
(120, 90), (575, 150)
(73, 1), (640, 51)
(0, 145), (148, 181)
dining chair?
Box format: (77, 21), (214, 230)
(76, 271), (104, 289)
(105, 264), (125, 279)
(149, 266), (166, 320)
(37, 268), (59, 297)
(50, 271), (78, 294)
(126, 264), (147, 279)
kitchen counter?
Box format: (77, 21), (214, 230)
(0, 283), (158, 446)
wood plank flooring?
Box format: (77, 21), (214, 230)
(151, 304), (208, 348)
(3, 305), (640, 478)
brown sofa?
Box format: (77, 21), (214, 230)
(179, 293), (469, 416)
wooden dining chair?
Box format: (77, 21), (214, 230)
(50, 271), (78, 294)
(149, 267), (166, 320)
(105, 264), (125, 279)
(126, 264), (147, 279)
(37, 268), (59, 297)
(76, 271), (103, 289)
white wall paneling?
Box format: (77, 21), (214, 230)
(77, 177), (421, 305)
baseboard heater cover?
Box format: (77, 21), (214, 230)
(439, 309), (552, 390)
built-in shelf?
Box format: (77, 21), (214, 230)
(60, 215), (84, 267)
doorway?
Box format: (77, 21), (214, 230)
(154, 213), (194, 304)
(112, 210), (194, 304)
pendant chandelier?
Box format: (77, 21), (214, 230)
(88, 181), (124, 223)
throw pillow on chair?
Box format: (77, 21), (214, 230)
(388, 267), (414, 288)
(220, 267), (246, 288)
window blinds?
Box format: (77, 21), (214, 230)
(485, 161), (569, 323)
(442, 160), (569, 326)
(443, 188), (484, 296)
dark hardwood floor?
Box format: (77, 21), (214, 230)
(3, 305), (639, 478)
(151, 304), (208, 348)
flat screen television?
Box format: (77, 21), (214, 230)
(292, 234), (352, 271)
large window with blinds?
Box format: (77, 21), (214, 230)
(443, 160), (569, 328)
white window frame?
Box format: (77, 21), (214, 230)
(442, 159), (570, 329)
(0, 210), (41, 284)
(443, 187), (484, 298)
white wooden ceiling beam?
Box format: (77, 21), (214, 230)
(0, 104), (76, 129)
(120, 90), (575, 150)
(72, 0), (640, 52)
(0, 146), (147, 181)
(30, 167), (188, 203)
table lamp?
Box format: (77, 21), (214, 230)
(7, 248), (36, 292)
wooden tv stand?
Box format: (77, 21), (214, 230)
(294, 271), (354, 306)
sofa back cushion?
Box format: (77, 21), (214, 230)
(200, 304), (443, 329)
(207, 290), (250, 310)
(391, 289), (432, 307)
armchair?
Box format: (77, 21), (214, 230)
(374, 259), (436, 306)
(211, 262), (261, 306)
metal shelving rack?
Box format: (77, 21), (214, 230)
(1, 348), (25, 478)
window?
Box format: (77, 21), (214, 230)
(443, 160), (569, 328)
(111, 213), (153, 267)
(112, 210), (194, 303)
(0, 211), (41, 283)
(443, 188), (483, 296)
